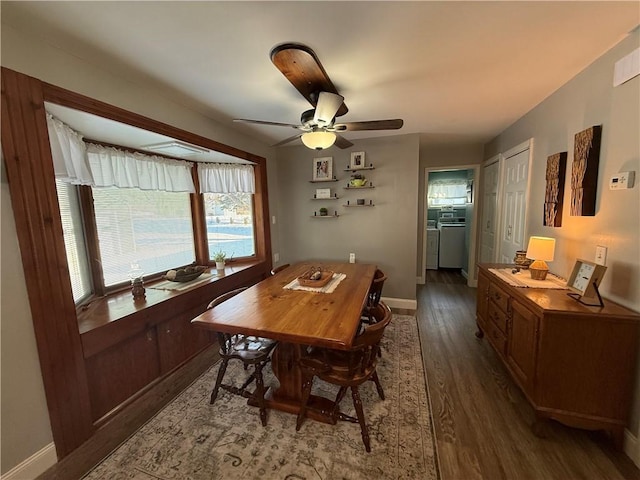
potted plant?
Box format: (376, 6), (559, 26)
(213, 250), (227, 270)
(319, 207), (328, 216)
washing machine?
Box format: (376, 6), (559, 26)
(438, 216), (466, 268)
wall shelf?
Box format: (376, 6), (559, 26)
(344, 166), (375, 172)
(311, 214), (339, 218)
(312, 196), (339, 200)
(344, 185), (375, 189)
(310, 178), (338, 183)
(343, 204), (375, 207)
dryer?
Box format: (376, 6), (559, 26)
(438, 215), (466, 268)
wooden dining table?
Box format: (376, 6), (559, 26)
(191, 261), (377, 423)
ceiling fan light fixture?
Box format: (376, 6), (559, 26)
(301, 130), (336, 150)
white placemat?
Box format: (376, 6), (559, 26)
(283, 272), (347, 293)
(489, 268), (567, 289)
(148, 273), (216, 291)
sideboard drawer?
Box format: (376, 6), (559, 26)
(488, 301), (508, 334)
(489, 282), (509, 313)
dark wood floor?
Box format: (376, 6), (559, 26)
(417, 270), (640, 480)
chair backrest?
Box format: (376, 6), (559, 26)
(206, 286), (248, 310)
(206, 287), (248, 355)
(367, 269), (387, 308)
(271, 263), (290, 275)
(342, 302), (392, 377)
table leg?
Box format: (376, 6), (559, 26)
(248, 342), (336, 424)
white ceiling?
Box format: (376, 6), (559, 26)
(2, 1), (639, 151)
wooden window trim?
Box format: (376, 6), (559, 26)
(1, 67), (272, 458)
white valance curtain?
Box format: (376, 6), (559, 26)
(86, 144), (195, 192)
(46, 114), (255, 194)
(47, 114), (94, 185)
(428, 179), (468, 205)
(197, 163), (255, 193)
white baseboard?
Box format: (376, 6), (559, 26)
(381, 296), (417, 311)
(624, 428), (640, 468)
(2, 443), (57, 480)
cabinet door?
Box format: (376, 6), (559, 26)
(85, 328), (160, 422)
(157, 315), (214, 375)
(507, 299), (539, 392)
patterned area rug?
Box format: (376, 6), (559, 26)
(83, 315), (439, 480)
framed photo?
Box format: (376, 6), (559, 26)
(315, 188), (331, 199)
(350, 151), (365, 170)
(313, 157), (333, 181)
(566, 258), (607, 306)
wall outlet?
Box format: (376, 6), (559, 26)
(595, 245), (607, 266)
(272, 215), (277, 224)
(349, 253), (356, 263)
(273, 253), (279, 262)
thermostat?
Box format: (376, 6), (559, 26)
(609, 171), (635, 190)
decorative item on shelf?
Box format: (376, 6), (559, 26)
(570, 125), (602, 216)
(315, 188), (331, 199)
(212, 250), (227, 271)
(349, 173), (367, 187)
(313, 156), (333, 182)
(319, 207), (328, 216)
(350, 151), (365, 170)
(525, 236), (555, 280)
(298, 266), (334, 287)
(165, 265), (207, 282)
(566, 258), (607, 307)
(357, 198), (365, 205)
(513, 250), (533, 269)
(127, 262), (146, 300)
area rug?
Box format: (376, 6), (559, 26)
(83, 315), (439, 480)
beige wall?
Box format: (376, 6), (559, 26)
(484, 30), (640, 438)
(0, 24), (279, 474)
(275, 134), (420, 301)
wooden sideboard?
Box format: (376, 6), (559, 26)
(476, 263), (640, 447)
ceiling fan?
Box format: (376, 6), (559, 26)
(234, 43), (404, 150)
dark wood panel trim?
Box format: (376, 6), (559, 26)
(1, 67), (94, 457)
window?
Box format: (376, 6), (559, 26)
(427, 180), (468, 207)
(203, 192), (255, 260)
(92, 187), (195, 287)
(55, 179), (93, 303)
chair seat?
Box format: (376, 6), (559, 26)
(299, 350), (377, 385)
(226, 335), (277, 361)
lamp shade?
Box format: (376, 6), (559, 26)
(301, 130), (336, 150)
(526, 236), (556, 261)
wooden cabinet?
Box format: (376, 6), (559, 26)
(476, 264), (640, 447)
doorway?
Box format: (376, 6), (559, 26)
(420, 164), (481, 287)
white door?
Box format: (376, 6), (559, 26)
(498, 145), (531, 263)
(480, 158), (500, 262)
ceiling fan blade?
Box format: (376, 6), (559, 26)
(272, 133), (303, 147)
(270, 43), (349, 117)
(333, 119), (404, 132)
(313, 92), (344, 127)
(334, 134), (354, 149)
(234, 118), (301, 129)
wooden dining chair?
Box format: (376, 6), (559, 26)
(207, 287), (277, 426)
(270, 263), (290, 275)
(361, 268), (387, 325)
(296, 302), (393, 452)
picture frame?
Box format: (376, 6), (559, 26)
(315, 188), (331, 199)
(313, 157), (333, 181)
(566, 258), (607, 306)
(350, 151), (365, 170)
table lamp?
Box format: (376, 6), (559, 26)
(526, 236), (555, 280)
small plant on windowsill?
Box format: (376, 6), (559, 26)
(213, 250), (227, 270)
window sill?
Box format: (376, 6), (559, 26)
(78, 260), (267, 357)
